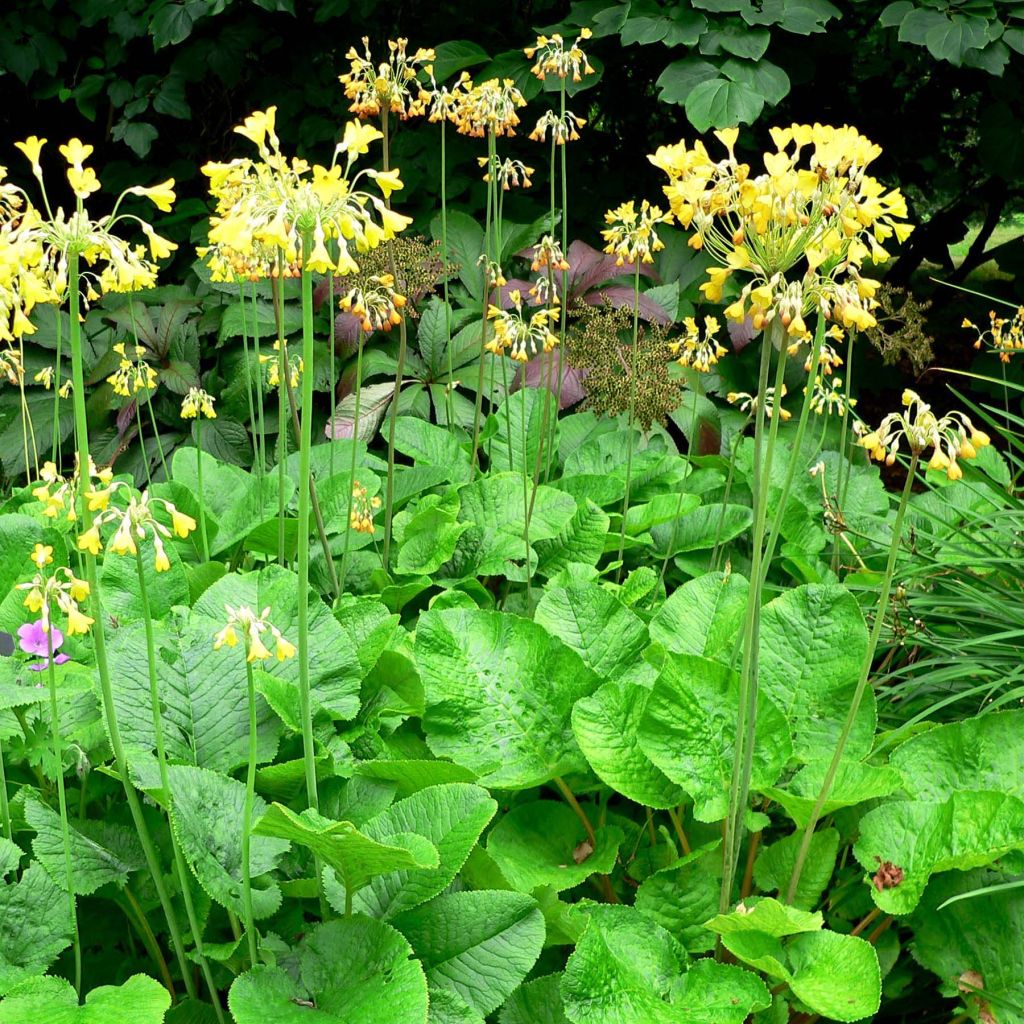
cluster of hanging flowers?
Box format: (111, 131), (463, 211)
(338, 272), (406, 333)
(964, 308), (1024, 363)
(728, 386), (791, 421)
(648, 124), (913, 342)
(525, 30), (592, 144)
(349, 480), (382, 534)
(214, 604), (295, 662)
(33, 456), (114, 522)
(601, 199), (672, 267)
(77, 484), (196, 571)
(200, 107), (411, 283)
(107, 342), (158, 397)
(858, 389), (989, 480)
(670, 315), (728, 373)
(339, 37), (436, 120)
(180, 386), (217, 420)
(18, 547), (93, 636)
(486, 289), (560, 362)
(1, 137), (176, 344)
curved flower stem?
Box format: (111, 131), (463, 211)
(134, 548), (224, 1020)
(0, 735), (10, 840)
(297, 234), (320, 817)
(241, 656), (260, 966)
(832, 326), (858, 572)
(66, 252), (198, 1002)
(547, 80), (570, 481)
(786, 453), (919, 903)
(615, 262), (643, 582)
(195, 417), (211, 562)
(381, 112), (410, 574)
(710, 421), (749, 573)
(239, 285), (261, 489)
(720, 322), (785, 917)
(521, 384), (532, 606)
(46, 626), (80, 996)
(470, 129), (497, 476)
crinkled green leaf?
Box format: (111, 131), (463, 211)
(416, 608), (600, 788)
(393, 415), (472, 484)
(638, 653), (791, 822)
(499, 974), (570, 1024)
(891, 709), (1024, 801)
(488, 801), (623, 893)
(535, 583), (648, 682)
(228, 918), (428, 1024)
(0, 973), (170, 1023)
(854, 791), (1024, 913)
(572, 682), (684, 809)
(353, 760), (478, 797)
(168, 765), (289, 919)
(253, 804), (438, 895)
(705, 897), (822, 939)
(754, 828), (839, 910)
(669, 960), (771, 1024)
(762, 760), (902, 828)
(535, 499), (610, 577)
(648, 571), (748, 662)
(651, 505), (752, 557)
(635, 843), (721, 952)
(395, 890), (544, 1015)
(0, 864), (72, 995)
(326, 783), (496, 919)
(428, 987), (485, 1024)
(759, 585), (873, 761)
(560, 904), (688, 1024)
(99, 542), (189, 622)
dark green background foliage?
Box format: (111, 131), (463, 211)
(3, 0), (1024, 293)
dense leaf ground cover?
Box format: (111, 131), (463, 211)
(0, 14), (1023, 1024)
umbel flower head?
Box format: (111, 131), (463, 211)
(180, 387), (216, 420)
(529, 110), (586, 146)
(107, 342), (158, 397)
(214, 604), (295, 662)
(727, 386), (791, 421)
(200, 107), (411, 282)
(670, 315), (727, 373)
(1, 139), (176, 340)
(601, 200), (672, 266)
(452, 79), (527, 139)
(33, 455), (114, 522)
(648, 124), (913, 339)
(806, 375), (855, 417)
(77, 484), (196, 571)
(259, 338), (302, 389)
(349, 480), (382, 534)
(524, 28), (595, 82)
(486, 289), (560, 362)
(858, 389), (989, 480)
(964, 308), (1024, 363)
(479, 156), (535, 190)
(338, 272), (406, 333)
(339, 37), (435, 120)
(17, 554), (93, 636)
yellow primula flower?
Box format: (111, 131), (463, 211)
(31, 543), (53, 569)
(126, 178), (177, 213)
(15, 136), (47, 173)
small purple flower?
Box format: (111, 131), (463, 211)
(17, 620), (70, 672)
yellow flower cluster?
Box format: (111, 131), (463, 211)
(859, 389), (989, 480)
(18, 556), (93, 636)
(648, 125), (913, 339)
(214, 603), (295, 662)
(806, 375), (855, 416)
(77, 484), (196, 571)
(524, 29), (595, 82)
(529, 110), (586, 146)
(200, 108), (411, 282)
(339, 37), (436, 120)
(0, 347), (23, 385)
(349, 480), (382, 534)
(339, 273), (406, 334)
(259, 338), (302, 389)
(451, 79), (528, 139)
(728, 386), (791, 421)
(180, 387), (217, 420)
(669, 315), (728, 373)
(601, 200), (672, 266)
(479, 156), (535, 190)
(107, 342), (158, 397)
(33, 456), (113, 522)
(964, 309), (1024, 363)
(486, 289), (560, 362)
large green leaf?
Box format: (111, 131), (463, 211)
(394, 890), (545, 1015)
(428, 988), (486, 1024)
(635, 844), (721, 952)
(99, 543), (189, 622)
(648, 571), (748, 662)
(759, 584), (872, 762)
(854, 791), (1024, 914)
(107, 612), (281, 773)
(0, 973), (170, 1024)
(393, 416), (472, 484)
(762, 759), (902, 828)
(754, 828), (839, 911)
(890, 709), (1024, 801)
(705, 897), (822, 939)
(487, 801), (623, 893)
(252, 804), (438, 896)
(168, 765), (289, 919)
(669, 960), (770, 1024)
(499, 974), (570, 1024)
(560, 904), (688, 1024)
(535, 583), (648, 683)
(325, 783), (496, 919)
(535, 500), (610, 577)
(193, 565), (361, 718)
(650, 505), (752, 557)
(228, 918), (428, 1024)
(0, 864), (72, 995)
(572, 681), (684, 809)
(684, 77), (763, 132)
(490, 389), (557, 477)
(638, 653), (791, 821)
(416, 608), (600, 788)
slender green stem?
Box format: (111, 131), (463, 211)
(659, 375), (703, 589)
(239, 285), (260, 482)
(440, 118), (455, 434)
(0, 735), (10, 841)
(381, 112), (410, 574)
(339, 334), (366, 595)
(250, 283), (268, 491)
(145, 393), (169, 482)
(66, 252), (198, 1001)
(470, 130), (497, 474)
(710, 425), (746, 573)
(615, 263), (642, 580)
(297, 235), (320, 815)
(786, 454), (920, 903)
(242, 657), (260, 966)
(500, 358), (514, 471)
(46, 626), (81, 996)
(134, 399), (153, 488)
(834, 327), (858, 513)
(195, 418), (211, 562)
(548, 81), (570, 480)
(272, 271), (288, 568)
(121, 888), (175, 999)
(520, 386), (532, 606)
(51, 311), (63, 461)
(134, 548), (224, 1020)
(720, 324), (781, 917)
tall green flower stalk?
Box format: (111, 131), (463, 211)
(615, 262), (643, 580)
(339, 327), (366, 594)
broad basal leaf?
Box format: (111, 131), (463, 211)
(635, 843), (721, 953)
(535, 500), (610, 577)
(0, 864), (72, 995)
(228, 917), (428, 1024)
(0, 973), (170, 1024)
(499, 974), (570, 1024)
(648, 571), (748, 663)
(669, 960), (771, 1024)
(753, 828), (840, 911)
(705, 897), (822, 939)
(762, 760), (901, 828)
(428, 987), (486, 1024)
(394, 890), (545, 1015)
(638, 653), (791, 821)
(487, 801), (623, 893)
(416, 608), (600, 788)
